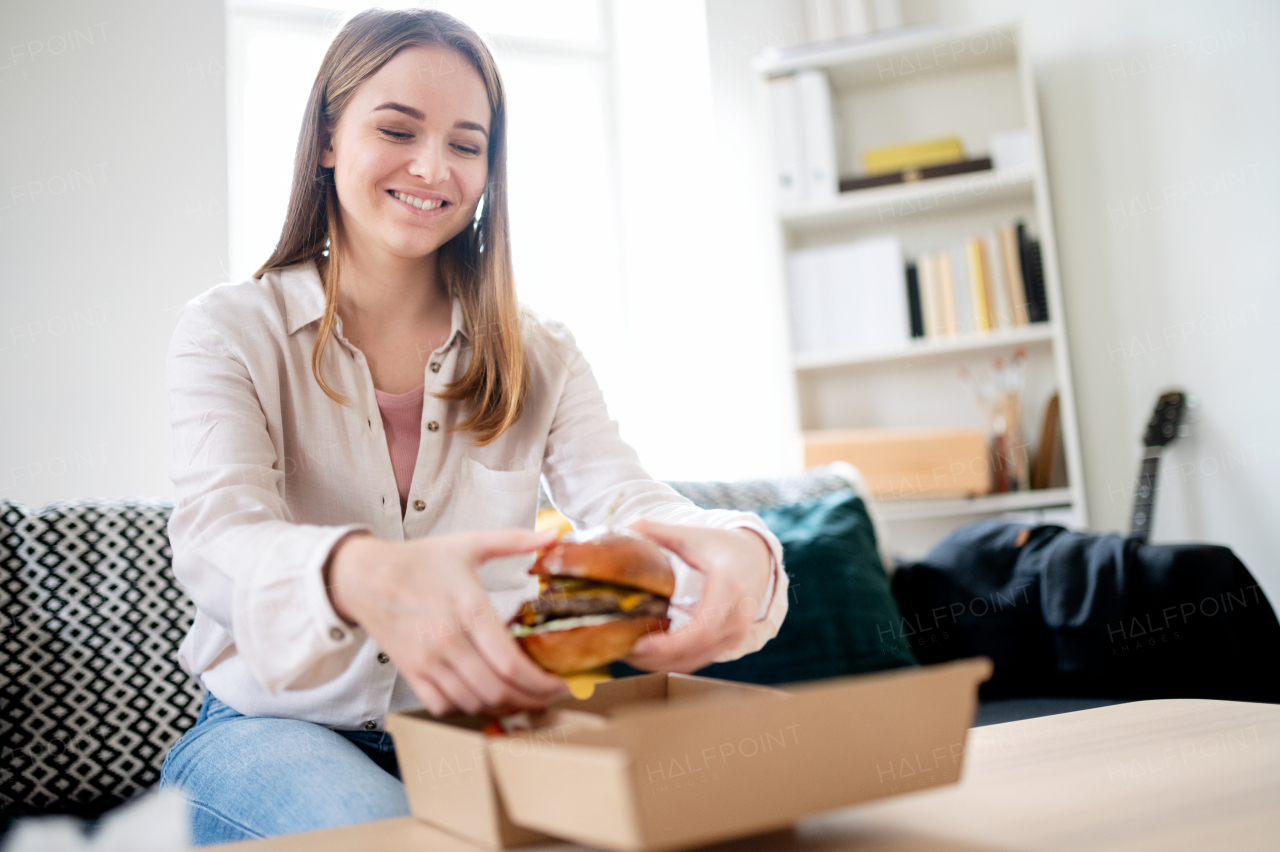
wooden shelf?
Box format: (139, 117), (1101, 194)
(779, 167), (1033, 232)
(875, 487), (1073, 521)
(793, 323), (1053, 371)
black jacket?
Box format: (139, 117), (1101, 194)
(890, 521), (1280, 702)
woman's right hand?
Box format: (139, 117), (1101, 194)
(325, 528), (571, 717)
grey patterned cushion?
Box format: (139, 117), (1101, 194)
(0, 499), (202, 822)
(538, 466), (859, 513)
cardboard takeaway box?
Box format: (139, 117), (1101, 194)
(386, 657), (992, 852)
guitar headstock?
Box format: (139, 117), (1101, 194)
(1142, 390), (1187, 448)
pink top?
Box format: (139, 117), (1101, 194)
(374, 383), (425, 518)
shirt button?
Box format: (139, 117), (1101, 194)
(377, 652), (390, 664)
(413, 499), (426, 512)
(363, 720), (377, 731)
(427, 420), (439, 432)
(330, 627), (345, 641)
(430, 362), (440, 373)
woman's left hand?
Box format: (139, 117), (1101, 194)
(619, 518), (773, 673)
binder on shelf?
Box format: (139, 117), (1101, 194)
(795, 68), (839, 200)
(785, 248), (826, 351)
(786, 236), (909, 356)
(767, 75), (805, 206)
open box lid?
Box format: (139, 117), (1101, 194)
(489, 658), (993, 852)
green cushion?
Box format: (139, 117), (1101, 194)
(612, 488), (918, 685)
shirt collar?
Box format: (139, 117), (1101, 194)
(279, 259), (467, 349)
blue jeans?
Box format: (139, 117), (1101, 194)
(159, 691), (411, 846)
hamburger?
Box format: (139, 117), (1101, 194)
(509, 528), (674, 675)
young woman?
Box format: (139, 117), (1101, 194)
(159, 9), (787, 846)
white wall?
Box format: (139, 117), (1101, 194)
(0, 0), (228, 507)
(703, 0), (1280, 600)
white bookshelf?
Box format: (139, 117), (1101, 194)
(756, 22), (1088, 560)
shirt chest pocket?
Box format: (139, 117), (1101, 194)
(450, 458), (544, 592)
(450, 456), (543, 527)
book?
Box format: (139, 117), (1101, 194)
(997, 224), (1030, 325)
(965, 239), (991, 331)
(935, 250), (958, 335)
(1017, 222), (1049, 322)
(1031, 393), (1067, 489)
(838, 156), (992, 193)
(981, 234), (1010, 328)
(794, 69), (838, 200)
(1026, 239), (1047, 322)
(864, 137), (964, 175)
(905, 262), (924, 338)
(767, 75), (805, 206)
(977, 239), (999, 330)
(917, 251), (940, 338)
(947, 244), (972, 334)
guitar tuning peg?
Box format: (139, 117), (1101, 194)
(1178, 424), (1191, 438)
(1185, 394), (1199, 409)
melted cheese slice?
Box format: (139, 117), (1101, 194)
(562, 665), (613, 699)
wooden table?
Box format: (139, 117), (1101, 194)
(224, 699), (1280, 851)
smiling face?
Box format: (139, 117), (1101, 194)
(319, 43), (491, 265)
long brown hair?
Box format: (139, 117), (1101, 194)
(255, 8), (526, 447)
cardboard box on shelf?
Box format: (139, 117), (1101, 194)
(803, 427), (991, 499)
(388, 658), (992, 852)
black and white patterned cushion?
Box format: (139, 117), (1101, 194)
(0, 498), (202, 821)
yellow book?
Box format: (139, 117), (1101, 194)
(966, 239), (991, 331)
(864, 137), (965, 176)
(977, 238), (1002, 329)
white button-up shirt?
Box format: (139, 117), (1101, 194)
(165, 260), (788, 730)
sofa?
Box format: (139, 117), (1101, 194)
(6, 461), (1166, 834)
(2, 463), (901, 829)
